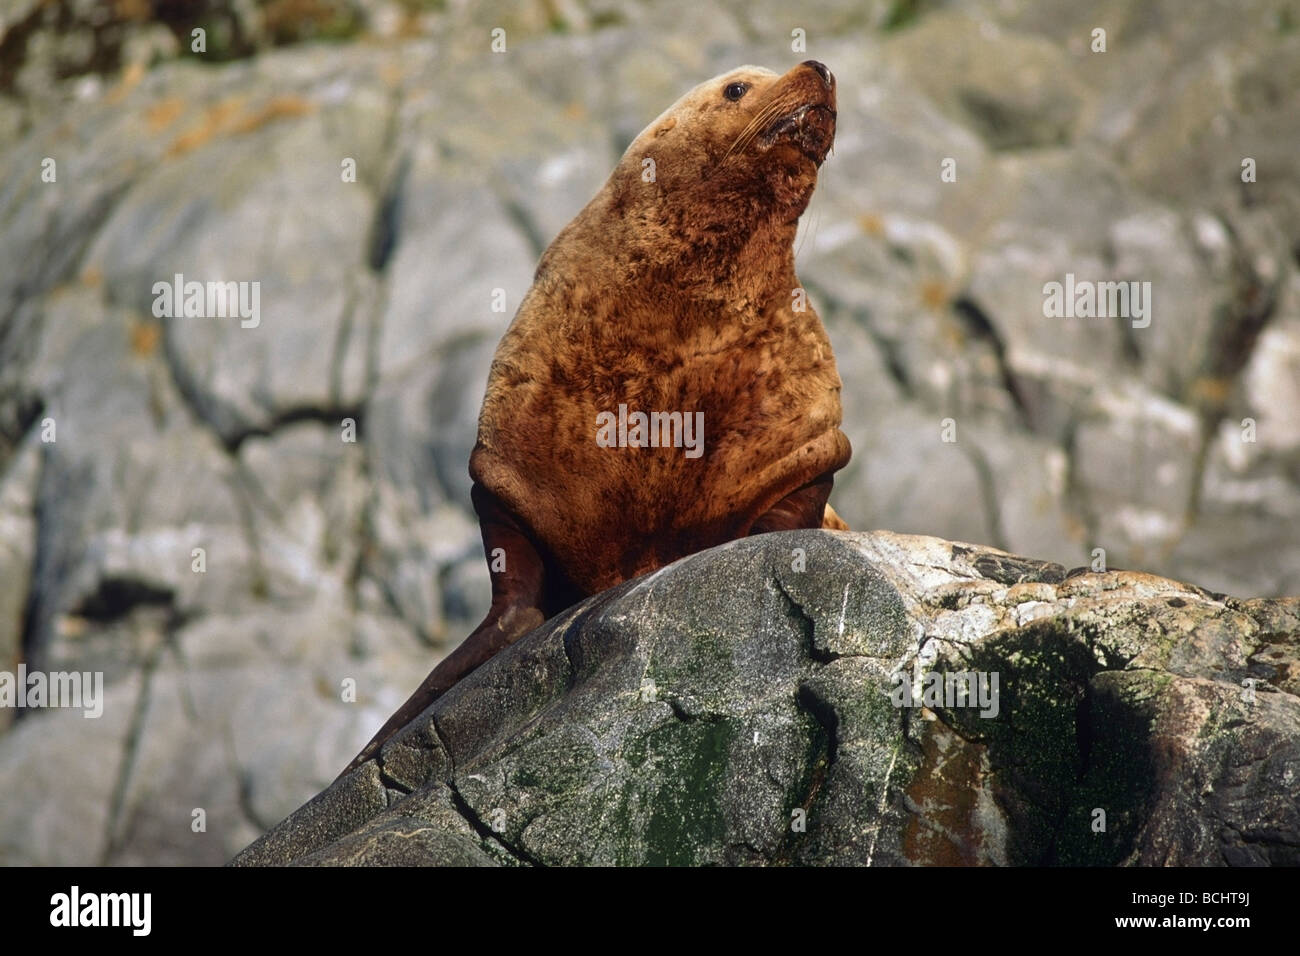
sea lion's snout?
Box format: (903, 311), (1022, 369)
(802, 59), (834, 89)
(793, 102), (836, 165)
(756, 62), (837, 165)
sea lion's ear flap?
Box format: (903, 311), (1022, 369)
(653, 116), (677, 137)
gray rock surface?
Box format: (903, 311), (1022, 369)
(1, 0), (1297, 865)
(233, 530), (1300, 867)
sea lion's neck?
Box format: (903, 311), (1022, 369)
(604, 199), (801, 300)
(535, 170), (811, 320)
(665, 210), (799, 305)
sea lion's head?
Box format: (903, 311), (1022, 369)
(623, 61), (837, 222)
(543, 62), (837, 296)
(715, 60), (837, 169)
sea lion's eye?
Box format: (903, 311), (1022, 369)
(723, 82), (749, 102)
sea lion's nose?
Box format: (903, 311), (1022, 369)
(802, 60), (833, 88)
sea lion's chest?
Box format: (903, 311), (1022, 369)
(500, 291), (838, 434)
(472, 287), (844, 519)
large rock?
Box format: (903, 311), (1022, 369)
(232, 530), (1300, 867)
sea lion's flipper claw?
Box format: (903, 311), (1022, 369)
(821, 503), (849, 531)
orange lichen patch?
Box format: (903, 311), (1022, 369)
(314, 674), (337, 699)
(902, 713), (996, 865)
(1062, 512), (1089, 543)
(563, 101), (587, 122)
(107, 61), (146, 105)
(130, 318), (162, 357)
(116, 0), (151, 20)
(379, 60), (403, 88)
(920, 279), (949, 310)
(857, 212), (885, 237)
(167, 97), (247, 156)
(1188, 376), (1231, 407)
(80, 267), (104, 288)
(166, 94), (315, 155)
(56, 614), (88, 638)
(939, 319), (966, 349)
(166, 95), (314, 156)
(397, 12), (424, 39)
(145, 97), (185, 132)
(229, 95), (314, 134)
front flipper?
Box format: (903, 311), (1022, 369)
(336, 486), (547, 780)
(749, 473), (838, 535)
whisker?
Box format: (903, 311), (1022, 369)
(722, 96), (796, 163)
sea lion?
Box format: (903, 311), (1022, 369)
(342, 60), (850, 776)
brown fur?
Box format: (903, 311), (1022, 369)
(474, 61), (849, 592)
(342, 61), (851, 776)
